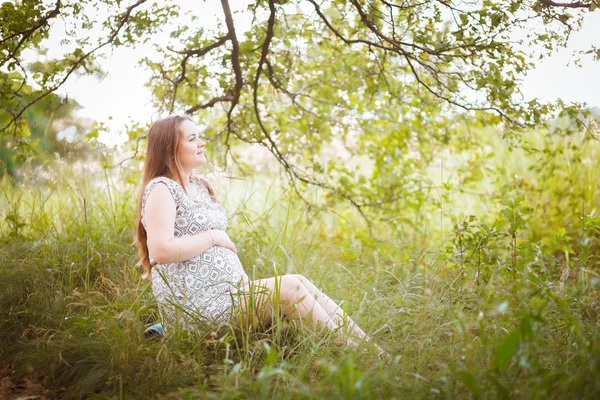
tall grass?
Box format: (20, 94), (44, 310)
(1, 129), (599, 398)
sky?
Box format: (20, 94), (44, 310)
(519, 12), (600, 109)
(46, 2), (600, 145)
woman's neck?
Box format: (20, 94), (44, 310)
(166, 170), (192, 191)
(180, 169), (193, 191)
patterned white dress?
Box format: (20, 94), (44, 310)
(141, 176), (245, 327)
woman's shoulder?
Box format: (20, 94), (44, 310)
(141, 177), (180, 228)
(147, 175), (178, 186)
(142, 176), (185, 205)
(144, 176), (183, 193)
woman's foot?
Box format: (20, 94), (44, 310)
(375, 343), (389, 358)
(345, 336), (389, 358)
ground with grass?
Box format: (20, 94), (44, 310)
(1, 129), (600, 399)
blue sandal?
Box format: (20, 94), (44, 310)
(144, 322), (165, 338)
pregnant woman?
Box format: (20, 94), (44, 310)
(135, 115), (382, 352)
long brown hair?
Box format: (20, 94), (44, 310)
(134, 115), (216, 277)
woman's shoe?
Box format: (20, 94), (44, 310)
(144, 322), (165, 338)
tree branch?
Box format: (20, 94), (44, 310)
(1, 0), (149, 135)
(264, 59), (321, 117)
(185, 95), (233, 114)
(343, 0), (523, 125)
(306, 0), (395, 51)
(166, 34), (231, 112)
(0, 0), (61, 46)
(169, 34), (231, 58)
(220, 0), (244, 137)
(538, 0), (594, 8)
(380, 0), (430, 10)
(252, 0), (276, 142)
(0, 0), (62, 68)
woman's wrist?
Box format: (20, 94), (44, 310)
(208, 230), (215, 247)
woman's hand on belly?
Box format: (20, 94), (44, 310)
(209, 229), (237, 253)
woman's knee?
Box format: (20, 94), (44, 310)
(276, 275), (308, 301)
(279, 275), (302, 291)
(288, 274), (308, 284)
(290, 274), (318, 292)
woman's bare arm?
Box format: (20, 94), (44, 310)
(144, 182), (235, 264)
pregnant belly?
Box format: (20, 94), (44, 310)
(191, 245), (244, 287)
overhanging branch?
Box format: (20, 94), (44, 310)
(185, 96), (233, 114)
(538, 0), (595, 8)
(220, 0), (244, 136)
(167, 34), (231, 112)
(0, 0), (149, 135)
(0, 0), (61, 68)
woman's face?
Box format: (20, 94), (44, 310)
(176, 119), (206, 171)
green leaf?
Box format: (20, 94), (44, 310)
(493, 330), (520, 370)
(486, 373), (510, 399)
(457, 370), (482, 399)
(323, 7), (342, 22)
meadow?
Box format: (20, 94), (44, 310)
(1, 126), (599, 399)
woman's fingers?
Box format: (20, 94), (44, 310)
(208, 229), (237, 253)
(228, 241), (237, 253)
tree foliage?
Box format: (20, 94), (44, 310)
(0, 70), (91, 176)
(1, 0), (598, 216)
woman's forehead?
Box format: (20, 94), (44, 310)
(180, 119), (200, 135)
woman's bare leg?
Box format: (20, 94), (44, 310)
(237, 275), (337, 331)
(236, 274), (385, 354)
(290, 274), (370, 342)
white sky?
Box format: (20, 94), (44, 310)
(520, 12), (600, 108)
(48, 2), (600, 144)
